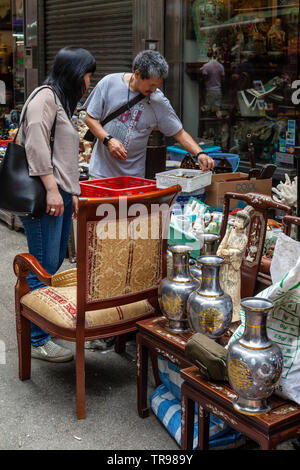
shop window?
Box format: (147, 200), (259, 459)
(0, 0), (14, 137)
(184, 0), (300, 170)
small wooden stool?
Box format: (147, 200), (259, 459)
(181, 366), (300, 450)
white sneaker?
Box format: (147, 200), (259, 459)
(31, 340), (74, 363)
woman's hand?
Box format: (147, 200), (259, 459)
(107, 138), (127, 160)
(72, 195), (79, 219)
(40, 174), (64, 217)
(46, 187), (64, 216)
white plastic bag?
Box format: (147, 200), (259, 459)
(270, 232), (300, 284)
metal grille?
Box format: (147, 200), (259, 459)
(44, 0), (133, 85)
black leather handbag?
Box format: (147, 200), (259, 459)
(0, 86), (57, 218)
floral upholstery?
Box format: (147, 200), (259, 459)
(21, 284), (155, 329)
(86, 213), (163, 302)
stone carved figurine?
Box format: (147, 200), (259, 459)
(216, 208), (251, 323)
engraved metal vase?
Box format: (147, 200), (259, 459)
(200, 233), (220, 255)
(227, 297), (283, 415)
(191, 233), (220, 279)
(187, 255), (233, 339)
(158, 244), (200, 333)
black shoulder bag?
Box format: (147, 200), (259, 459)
(0, 86), (57, 218)
(83, 93), (145, 142)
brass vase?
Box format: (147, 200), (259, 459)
(158, 244), (200, 333)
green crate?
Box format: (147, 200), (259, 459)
(168, 224), (200, 259)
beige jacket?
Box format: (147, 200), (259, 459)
(20, 86), (81, 196)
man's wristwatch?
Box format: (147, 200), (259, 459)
(196, 151), (209, 158)
(103, 135), (113, 147)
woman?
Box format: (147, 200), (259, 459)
(19, 47), (96, 362)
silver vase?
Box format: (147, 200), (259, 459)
(158, 244), (200, 333)
(200, 233), (220, 255)
(187, 255), (233, 339)
(191, 233), (220, 279)
(227, 297), (283, 415)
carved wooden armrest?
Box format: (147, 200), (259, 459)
(13, 253), (52, 286)
(283, 215), (300, 231)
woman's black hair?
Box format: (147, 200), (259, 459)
(44, 47), (96, 118)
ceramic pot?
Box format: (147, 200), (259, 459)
(158, 244), (200, 333)
(227, 297), (283, 415)
(187, 255), (233, 339)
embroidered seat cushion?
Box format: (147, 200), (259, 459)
(20, 284), (155, 328)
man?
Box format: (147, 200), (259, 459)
(84, 50), (215, 179)
(200, 51), (225, 120)
(232, 54), (254, 91)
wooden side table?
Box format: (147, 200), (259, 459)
(136, 316), (193, 418)
(181, 366), (300, 450)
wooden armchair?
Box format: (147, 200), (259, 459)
(219, 192), (293, 298)
(283, 214), (300, 236)
(14, 185), (180, 419)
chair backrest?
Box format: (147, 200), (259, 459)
(219, 192), (293, 298)
(76, 186), (181, 322)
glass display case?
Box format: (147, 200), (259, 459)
(166, 0), (300, 174)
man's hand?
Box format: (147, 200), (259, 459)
(107, 138), (127, 160)
(197, 153), (215, 171)
(173, 129), (215, 172)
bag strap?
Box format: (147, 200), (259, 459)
(49, 115), (57, 162)
(14, 86), (57, 154)
(100, 93), (145, 127)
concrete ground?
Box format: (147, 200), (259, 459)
(0, 220), (297, 451)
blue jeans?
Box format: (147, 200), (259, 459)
(20, 188), (73, 346)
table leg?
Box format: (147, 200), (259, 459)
(181, 382), (196, 450)
(137, 333), (150, 418)
(198, 405), (210, 450)
(260, 439), (276, 450)
(150, 351), (161, 388)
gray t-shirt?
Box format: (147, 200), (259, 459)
(200, 60), (225, 91)
(84, 73), (183, 178)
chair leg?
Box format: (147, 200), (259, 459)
(16, 314), (31, 381)
(115, 334), (126, 354)
(76, 338), (86, 419)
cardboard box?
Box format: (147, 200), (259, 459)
(205, 172), (272, 210)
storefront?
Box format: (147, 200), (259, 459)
(0, 0), (34, 138)
(40, 0), (134, 90)
(1, 0), (299, 181)
(164, 0), (299, 180)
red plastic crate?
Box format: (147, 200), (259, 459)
(0, 139), (13, 148)
(80, 176), (157, 197)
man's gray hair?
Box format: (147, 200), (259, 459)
(133, 50), (169, 79)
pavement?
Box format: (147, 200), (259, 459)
(0, 220), (297, 451)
